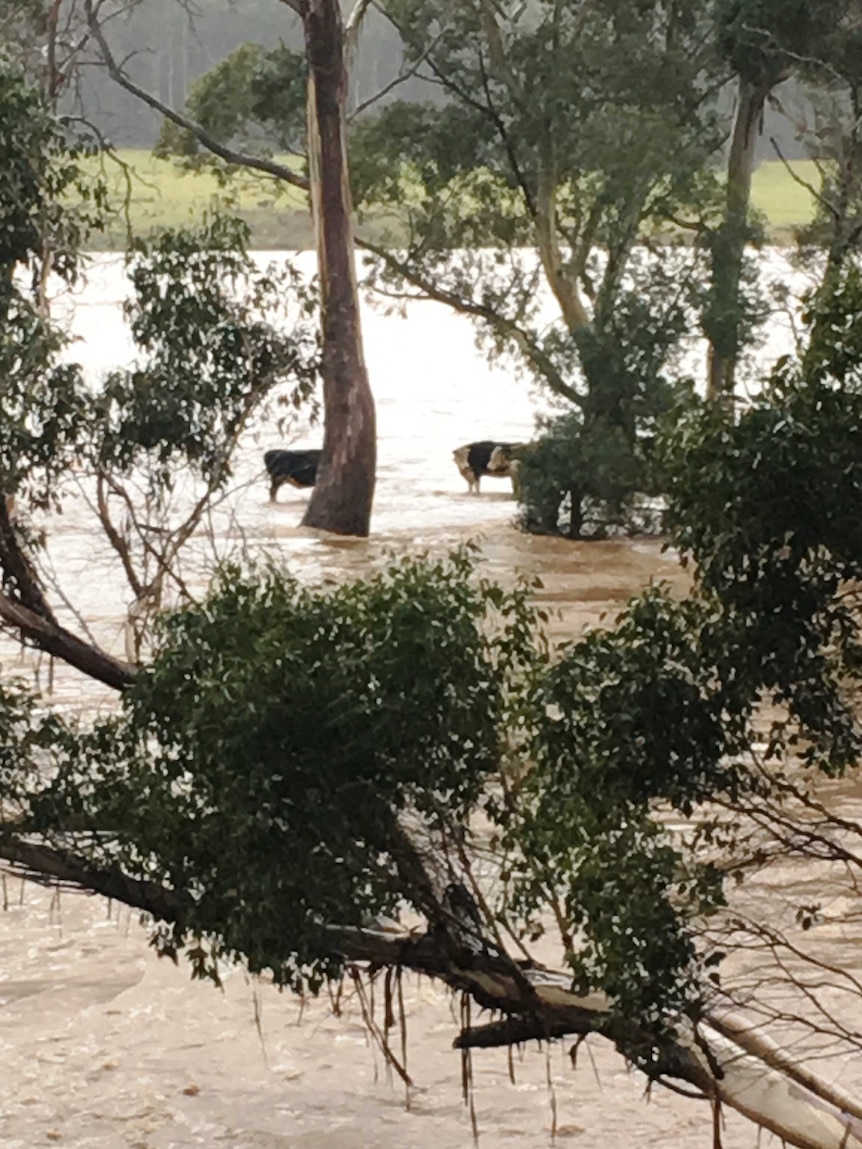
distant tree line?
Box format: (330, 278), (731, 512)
(61, 0), (436, 146)
(51, 0), (808, 155)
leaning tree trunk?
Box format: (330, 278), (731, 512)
(299, 0), (376, 537)
(707, 75), (779, 404)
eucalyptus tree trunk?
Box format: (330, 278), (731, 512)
(297, 0), (376, 537)
(707, 75), (784, 403)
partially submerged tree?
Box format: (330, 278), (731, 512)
(284, 0), (376, 536)
(86, 0), (375, 537)
(8, 20), (862, 1149)
(350, 0), (725, 536)
(6, 390), (862, 1148)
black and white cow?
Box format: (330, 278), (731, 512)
(452, 440), (523, 494)
(264, 449), (322, 502)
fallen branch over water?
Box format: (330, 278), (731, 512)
(1, 837), (858, 1149)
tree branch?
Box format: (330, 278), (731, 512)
(85, 0), (310, 192)
(357, 239), (584, 406)
(770, 136), (832, 220)
(0, 592), (135, 691)
(350, 35), (441, 119)
(345, 0), (374, 54)
(0, 837), (182, 923)
(3, 838), (862, 1148)
(0, 500), (58, 625)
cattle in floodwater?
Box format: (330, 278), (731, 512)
(452, 441), (524, 494)
(264, 449), (322, 502)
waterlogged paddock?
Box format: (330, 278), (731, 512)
(1, 252), (857, 1149)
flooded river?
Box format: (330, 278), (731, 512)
(0, 253), (853, 1148)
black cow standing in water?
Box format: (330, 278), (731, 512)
(264, 449), (322, 502)
(452, 441), (522, 494)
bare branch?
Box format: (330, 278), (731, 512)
(350, 37), (440, 119)
(770, 136), (832, 220)
(710, 1010), (862, 1127)
(357, 239), (584, 407)
(345, 0), (374, 55)
(85, 0), (310, 192)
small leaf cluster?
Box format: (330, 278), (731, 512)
(0, 295), (90, 507)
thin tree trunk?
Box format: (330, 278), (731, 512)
(707, 76), (776, 403)
(300, 0), (376, 537)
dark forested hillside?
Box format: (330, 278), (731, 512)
(67, 0), (434, 146)
(66, 0), (804, 156)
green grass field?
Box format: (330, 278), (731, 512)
(750, 159), (820, 231)
(78, 150), (821, 250)
(79, 149), (315, 249)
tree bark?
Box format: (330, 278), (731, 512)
(707, 74), (786, 402)
(0, 593), (136, 691)
(299, 0), (376, 538)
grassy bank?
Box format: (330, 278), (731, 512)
(79, 150), (821, 251)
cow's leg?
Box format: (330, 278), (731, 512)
(269, 476), (282, 502)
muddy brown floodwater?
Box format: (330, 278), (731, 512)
(0, 253), (853, 1148)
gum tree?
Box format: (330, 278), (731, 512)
(88, 0), (376, 537)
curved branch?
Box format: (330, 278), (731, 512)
(358, 239), (584, 407)
(86, 0), (310, 192)
(0, 837), (182, 922)
(0, 499), (57, 625)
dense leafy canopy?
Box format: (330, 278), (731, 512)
(6, 552), (540, 988)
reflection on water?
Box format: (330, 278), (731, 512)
(0, 252), (849, 1149)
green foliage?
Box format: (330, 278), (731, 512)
(14, 551), (539, 989)
(90, 214), (320, 487)
(783, 3), (862, 263)
(0, 58), (107, 505)
(353, 0), (726, 536)
(712, 0), (833, 86)
(0, 55), (107, 282)
(663, 265), (862, 774)
(516, 260), (698, 537)
(0, 297), (90, 507)
(697, 215), (770, 370)
(155, 41), (307, 164)
(506, 588), (745, 1026)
